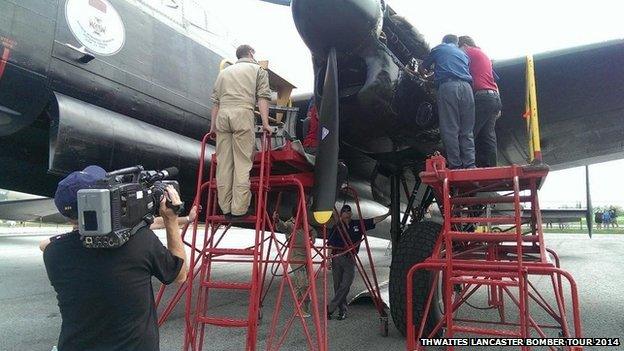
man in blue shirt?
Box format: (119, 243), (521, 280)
(420, 34), (476, 169)
(327, 205), (390, 320)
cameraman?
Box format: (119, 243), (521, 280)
(40, 165), (187, 351)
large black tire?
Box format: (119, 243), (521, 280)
(389, 221), (442, 336)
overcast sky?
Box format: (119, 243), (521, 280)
(205, 0), (624, 209)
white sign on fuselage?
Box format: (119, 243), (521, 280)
(65, 0), (126, 56)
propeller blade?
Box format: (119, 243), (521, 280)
(312, 47), (339, 225)
(258, 0), (291, 6)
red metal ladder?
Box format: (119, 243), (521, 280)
(175, 132), (328, 351)
(183, 132), (272, 350)
(406, 155), (583, 351)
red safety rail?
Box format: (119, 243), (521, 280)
(156, 131), (329, 351)
(406, 155), (583, 351)
(155, 132), (214, 326)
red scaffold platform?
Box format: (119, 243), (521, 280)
(405, 155), (584, 351)
(154, 130), (389, 350)
(184, 132), (326, 351)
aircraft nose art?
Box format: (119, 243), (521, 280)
(65, 0), (126, 56)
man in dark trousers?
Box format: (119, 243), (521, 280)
(459, 36), (502, 167)
(420, 34), (475, 169)
(41, 166), (187, 351)
(327, 205), (390, 320)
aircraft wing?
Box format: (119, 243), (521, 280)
(0, 198), (67, 223)
(495, 39), (624, 170)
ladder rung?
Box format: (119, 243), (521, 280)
(203, 281), (252, 290)
(452, 325), (522, 337)
(449, 216), (518, 224)
(197, 316), (249, 327)
(450, 277), (520, 287)
(205, 248), (256, 256)
(206, 215), (258, 223)
(522, 235), (540, 242)
(449, 232), (518, 242)
(451, 195), (532, 205)
(207, 180), (266, 190)
(452, 270), (521, 278)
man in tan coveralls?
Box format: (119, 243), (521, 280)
(209, 45), (272, 218)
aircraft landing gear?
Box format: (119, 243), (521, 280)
(389, 221), (442, 336)
(386, 170), (442, 336)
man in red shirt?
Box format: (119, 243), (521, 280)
(459, 36), (502, 167)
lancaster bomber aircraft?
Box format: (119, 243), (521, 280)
(1, 0), (624, 336)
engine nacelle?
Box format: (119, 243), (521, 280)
(292, 0), (384, 55)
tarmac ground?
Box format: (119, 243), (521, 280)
(0, 227), (622, 351)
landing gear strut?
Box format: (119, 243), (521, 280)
(387, 169), (442, 335)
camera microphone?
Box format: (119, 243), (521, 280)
(106, 166), (144, 177)
(150, 167), (178, 182)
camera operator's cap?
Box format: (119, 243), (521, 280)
(54, 165), (106, 219)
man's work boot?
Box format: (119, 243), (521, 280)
(337, 310), (347, 320)
(226, 208), (255, 222)
(299, 304), (311, 318)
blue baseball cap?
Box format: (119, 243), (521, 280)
(54, 165), (107, 219)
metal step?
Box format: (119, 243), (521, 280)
(452, 325), (521, 337)
(197, 316), (249, 328)
(451, 195), (532, 205)
(207, 179), (266, 190)
(206, 215), (258, 223)
(449, 216), (518, 224)
(205, 248), (256, 256)
(202, 281), (252, 290)
(448, 231), (519, 242)
(450, 277), (520, 287)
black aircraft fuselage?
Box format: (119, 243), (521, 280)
(1, 0), (225, 198)
(0, 0), (442, 206)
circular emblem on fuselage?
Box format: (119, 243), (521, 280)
(65, 0), (126, 56)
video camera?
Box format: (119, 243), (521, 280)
(77, 166), (183, 249)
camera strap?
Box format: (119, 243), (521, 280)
(129, 219), (150, 237)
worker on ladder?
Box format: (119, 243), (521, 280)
(419, 34), (476, 169)
(458, 35), (502, 168)
(327, 205), (390, 320)
(209, 44), (273, 220)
